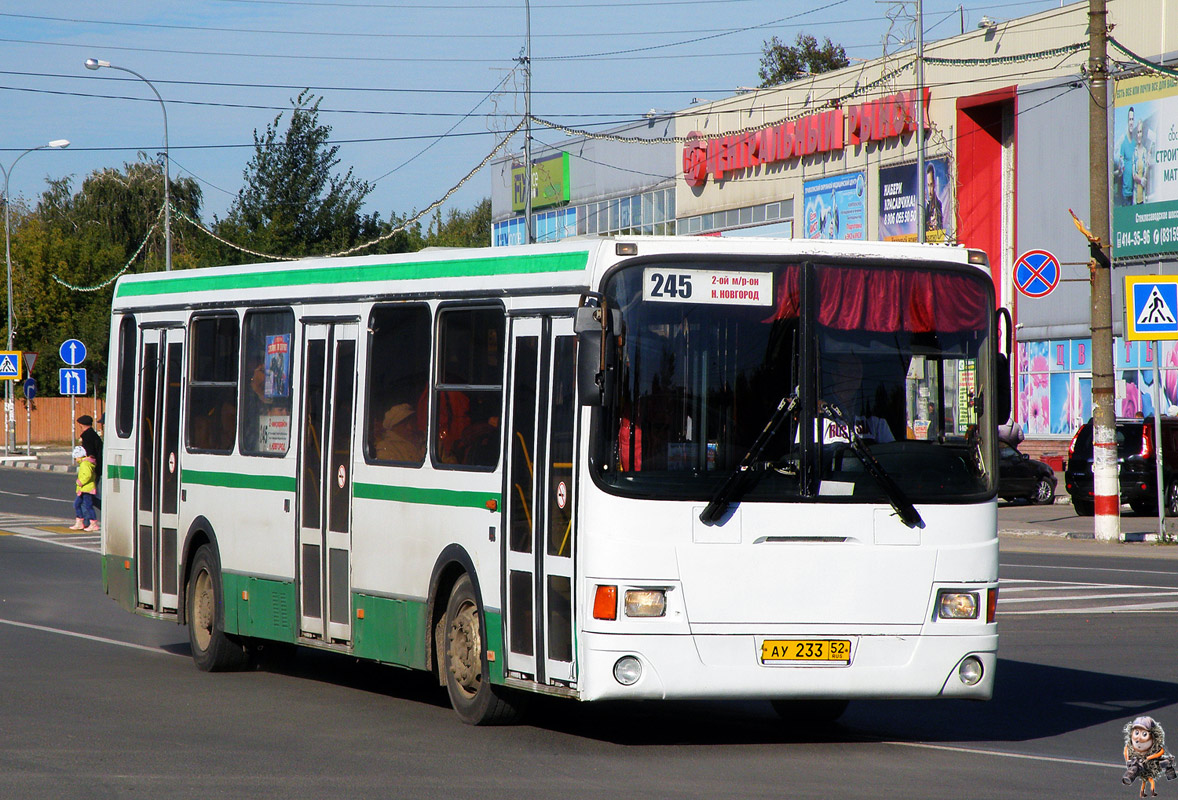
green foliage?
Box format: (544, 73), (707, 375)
(3, 157), (201, 398)
(0, 90), (496, 401)
(758, 33), (850, 87)
(211, 90), (381, 261)
(423, 198), (491, 249)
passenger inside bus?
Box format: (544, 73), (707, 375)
(372, 402), (425, 463)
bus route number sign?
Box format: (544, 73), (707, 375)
(644, 268), (772, 307)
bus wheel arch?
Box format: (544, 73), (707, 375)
(426, 545), (482, 680)
(178, 516), (217, 627)
(427, 547), (520, 724)
(181, 519), (246, 672)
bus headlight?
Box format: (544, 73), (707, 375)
(624, 589), (666, 617)
(937, 590), (979, 619)
(614, 656), (643, 685)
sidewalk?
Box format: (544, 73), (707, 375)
(0, 446), (76, 473)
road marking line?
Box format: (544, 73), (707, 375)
(1001, 563), (1178, 577)
(1002, 577), (1178, 590)
(1001, 601), (1178, 614)
(999, 590), (1178, 604)
(879, 739), (1120, 770)
(14, 533), (98, 553)
(0, 617), (184, 656)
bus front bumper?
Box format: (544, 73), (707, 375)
(577, 630), (997, 702)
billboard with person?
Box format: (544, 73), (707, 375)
(879, 157), (952, 243)
(1113, 74), (1178, 259)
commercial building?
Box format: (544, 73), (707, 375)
(490, 0), (1178, 464)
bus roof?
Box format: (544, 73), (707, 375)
(110, 236), (984, 312)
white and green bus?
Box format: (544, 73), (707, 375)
(102, 236), (1002, 724)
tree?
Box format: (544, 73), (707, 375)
(423, 198), (491, 249)
(4, 158), (202, 398)
(758, 33), (850, 87)
(213, 90), (380, 261)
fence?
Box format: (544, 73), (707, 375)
(10, 396), (106, 447)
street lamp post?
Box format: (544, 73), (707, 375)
(85, 58), (171, 272)
(1, 139), (70, 455)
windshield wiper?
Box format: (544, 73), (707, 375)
(819, 401), (925, 530)
(699, 392), (798, 525)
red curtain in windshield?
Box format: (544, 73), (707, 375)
(765, 265), (987, 333)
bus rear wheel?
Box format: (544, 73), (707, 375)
(443, 574), (519, 725)
(187, 544), (247, 672)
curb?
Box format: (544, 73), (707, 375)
(0, 459), (74, 473)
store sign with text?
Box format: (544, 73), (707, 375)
(682, 88), (930, 188)
(511, 152), (571, 212)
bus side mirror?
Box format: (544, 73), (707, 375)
(575, 305), (619, 406)
(996, 353), (1011, 425)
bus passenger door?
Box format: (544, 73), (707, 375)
(297, 321), (359, 643)
(504, 316), (578, 687)
(134, 326), (185, 613)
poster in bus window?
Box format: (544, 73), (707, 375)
(878, 157), (952, 243)
(265, 334), (290, 399)
(802, 172), (865, 240)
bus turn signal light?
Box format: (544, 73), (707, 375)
(593, 585), (618, 620)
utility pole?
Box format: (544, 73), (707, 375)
(1087, 0), (1118, 541)
(916, 0), (926, 244)
(522, 0), (534, 244)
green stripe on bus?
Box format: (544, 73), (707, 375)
(353, 481), (498, 510)
(182, 469), (297, 492)
(115, 251), (590, 298)
(108, 464), (135, 481)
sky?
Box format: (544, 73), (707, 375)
(1, 0), (1074, 241)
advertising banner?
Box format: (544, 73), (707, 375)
(511, 152), (571, 212)
(878, 157), (952, 243)
(801, 171), (865, 240)
(1112, 74), (1178, 259)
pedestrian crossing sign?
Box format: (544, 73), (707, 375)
(0, 350), (21, 381)
(1126, 276), (1178, 341)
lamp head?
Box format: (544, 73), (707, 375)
(84, 58), (111, 71)
(47, 139), (70, 149)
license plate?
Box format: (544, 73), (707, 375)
(760, 639), (851, 664)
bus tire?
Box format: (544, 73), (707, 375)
(186, 544), (247, 672)
(770, 699), (849, 727)
(443, 574), (519, 725)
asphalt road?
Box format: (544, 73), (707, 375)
(1, 468), (1177, 798)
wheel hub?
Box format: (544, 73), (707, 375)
(448, 600), (481, 695)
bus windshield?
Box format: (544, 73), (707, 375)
(594, 258), (997, 505)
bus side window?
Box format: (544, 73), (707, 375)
(188, 314), (239, 453)
(241, 309), (295, 456)
(115, 314), (137, 438)
(366, 304), (430, 465)
(434, 306), (504, 469)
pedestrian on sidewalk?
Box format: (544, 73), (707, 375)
(71, 445), (99, 532)
(77, 414), (103, 508)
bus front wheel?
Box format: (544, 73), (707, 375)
(186, 544), (247, 672)
(443, 574), (519, 725)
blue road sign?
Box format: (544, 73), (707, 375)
(59, 368), (86, 396)
(59, 338), (86, 366)
(1126, 276), (1178, 341)
(1014, 249), (1060, 298)
(23, 377), (36, 401)
(0, 350), (20, 380)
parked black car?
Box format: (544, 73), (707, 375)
(998, 440), (1056, 504)
(1064, 417), (1178, 516)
